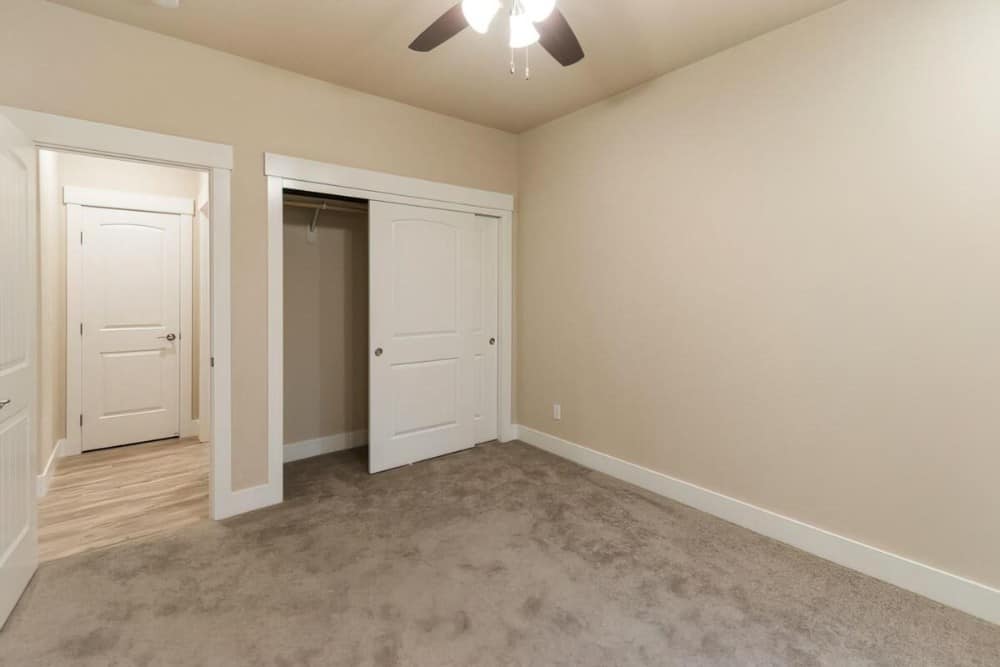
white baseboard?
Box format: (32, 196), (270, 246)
(283, 430), (368, 463)
(36, 438), (67, 498)
(515, 425), (1000, 625)
(212, 481), (282, 520)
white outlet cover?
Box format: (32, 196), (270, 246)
(553, 403), (561, 420)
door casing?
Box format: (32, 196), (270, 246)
(0, 105), (241, 521)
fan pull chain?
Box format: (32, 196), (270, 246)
(525, 48), (531, 80)
(510, 46), (515, 75)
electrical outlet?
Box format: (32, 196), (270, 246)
(553, 403), (561, 421)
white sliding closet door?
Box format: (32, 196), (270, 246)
(369, 201), (497, 473)
(471, 215), (498, 444)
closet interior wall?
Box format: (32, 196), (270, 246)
(282, 197), (369, 451)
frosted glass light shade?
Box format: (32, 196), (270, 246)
(462, 0), (501, 34)
(509, 12), (541, 48)
(522, 0), (555, 23)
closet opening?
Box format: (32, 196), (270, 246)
(267, 154), (514, 490)
(279, 188), (503, 475)
(282, 191), (371, 463)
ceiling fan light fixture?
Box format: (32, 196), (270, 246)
(462, 0), (501, 34)
(521, 0), (555, 23)
(509, 11), (540, 49)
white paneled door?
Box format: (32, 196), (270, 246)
(0, 114), (37, 629)
(77, 206), (182, 451)
(369, 202), (498, 473)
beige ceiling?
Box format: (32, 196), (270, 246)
(48, 0), (846, 132)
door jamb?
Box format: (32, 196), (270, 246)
(2, 106), (238, 520)
(264, 153), (516, 509)
(64, 186), (197, 453)
(196, 177), (212, 444)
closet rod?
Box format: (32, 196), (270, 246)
(284, 200), (367, 215)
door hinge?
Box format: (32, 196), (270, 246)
(79, 414), (83, 427)
(80, 231), (83, 245)
(80, 322), (83, 336)
(210, 356), (215, 368)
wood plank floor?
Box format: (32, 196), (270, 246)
(38, 437), (209, 562)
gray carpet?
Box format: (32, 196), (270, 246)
(1, 442), (997, 666)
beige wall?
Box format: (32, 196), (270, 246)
(517, 0), (1000, 588)
(36, 150), (203, 473)
(283, 205), (368, 446)
(0, 0), (518, 489)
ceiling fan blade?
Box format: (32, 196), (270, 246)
(409, 3), (468, 52)
(536, 9), (585, 66)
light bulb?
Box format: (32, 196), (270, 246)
(462, 0), (501, 34)
(521, 0), (555, 23)
(509, 11), (540, 49)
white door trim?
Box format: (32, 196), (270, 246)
(6, 106), (237, 521)
(197, 191), (212, 444)
(265, 153), (513, 212)
(64, 187), (197, 450)
(0, 107), (232, 170)
(265, 153), (516, 506)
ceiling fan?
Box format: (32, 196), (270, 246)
(409, 0), (585, 78)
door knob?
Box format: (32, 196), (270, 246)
(0, 399), (11, 410)
(489, 337), (496, 346)
(158, 333), (177, 342)
(374, 347), (383, 357)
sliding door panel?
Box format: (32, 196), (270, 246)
(369, 202), (477, 473)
